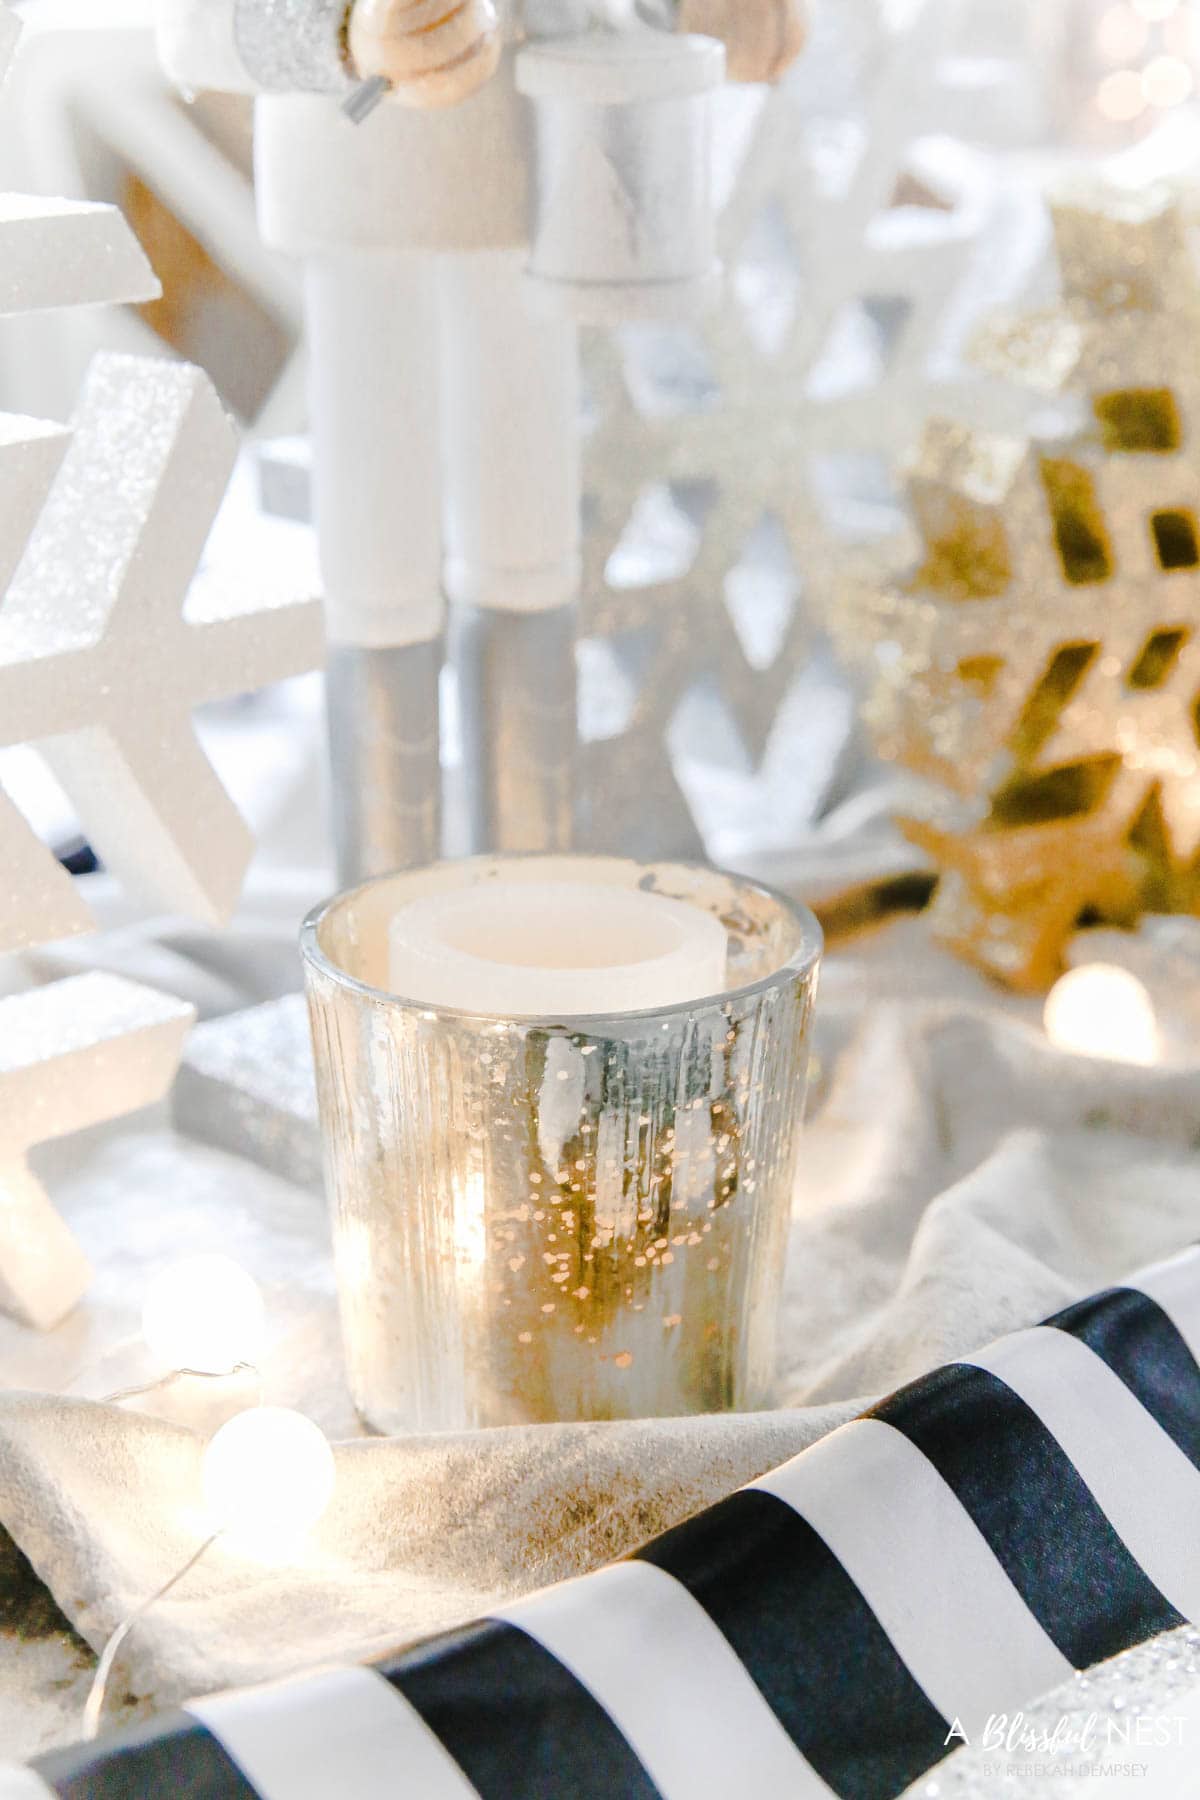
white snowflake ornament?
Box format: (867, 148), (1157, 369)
(0, 353), (325, 950)
(578, 0), (1050, 857)
(0, 5), (156, 320)
(0, 1), (160, 661)
(0, 6), (322, 1328)
(0, 974), (194, 1330)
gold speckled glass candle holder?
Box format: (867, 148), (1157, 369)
(301, 855), (821, 1434)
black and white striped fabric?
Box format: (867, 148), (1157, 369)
(22, 1243), (1200, 1800)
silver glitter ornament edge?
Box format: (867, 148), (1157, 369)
(233, 0), (354, 93)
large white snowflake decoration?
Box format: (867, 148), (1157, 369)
(0, 15), (303, 431)
(0, 6), (323, 1329)
(576, 0), (1050, 856)
(0, 8), (157, 323)
(0, 351), (325, 951)
(0, 974), (194, 1330)
(0, 1), (158, 622)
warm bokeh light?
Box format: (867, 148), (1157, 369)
(1043, 964), (1161, 1066)
(141, 1254), (266, 1376)
(1132, 0), (1180, 20)
(1097, 3), (1151, 62)
(1165, 8), (1200, 55)
(1142, 51), (1194, 104)
(202, 1407), (336, 1548)
(1098, 67), (1150, 118)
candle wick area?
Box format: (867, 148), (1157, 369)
(387, 879), (730, 1016)
(438, 912), (689, 970)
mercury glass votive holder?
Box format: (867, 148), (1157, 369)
(301, 855), (821, 1434)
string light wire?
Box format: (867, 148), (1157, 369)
(83, 1532), (223, 1739)
(81, 1355), (256, 1738)
(100, 1362), (262, 1408)
(72, 1256), (335, 1737)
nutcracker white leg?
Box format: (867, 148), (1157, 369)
(439, 250), (581, 853)
(306, 251), (443, 876)
(325, 640), (442, 876)
(253, 71), (530, 874)
(452, 601), (578, 853)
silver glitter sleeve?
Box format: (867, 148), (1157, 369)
(233, 0), (354, 92)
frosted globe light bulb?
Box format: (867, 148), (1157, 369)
(202, 1408), (336, 1549)
(1043, 964), (1161, 1067)
(141, 1254), (266, 1376)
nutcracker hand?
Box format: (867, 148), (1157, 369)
(347, 0), (503, 108)
(677, 0), (806, 83)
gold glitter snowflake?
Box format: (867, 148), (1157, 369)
(842, 181), (1200, 990)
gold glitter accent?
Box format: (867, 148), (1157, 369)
(837, 183), (1200, 990)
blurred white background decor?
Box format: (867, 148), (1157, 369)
(13, 0), (1200, 874)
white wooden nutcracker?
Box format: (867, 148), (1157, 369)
(156, 0), (805, 882)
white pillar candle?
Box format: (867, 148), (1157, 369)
(388, 879), (728, 1017)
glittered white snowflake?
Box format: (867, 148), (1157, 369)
(0, 6), (322, 1329)
(578, 0), (1050, 856)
